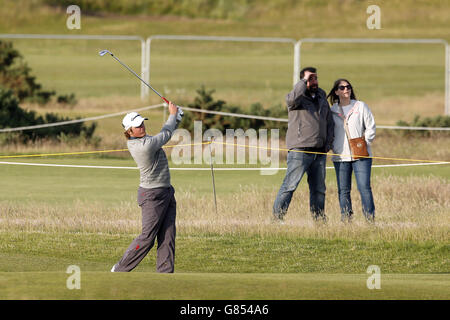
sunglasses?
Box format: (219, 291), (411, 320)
(338, 85), (352, 90)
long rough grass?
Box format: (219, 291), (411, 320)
(1, 175), (448, 243)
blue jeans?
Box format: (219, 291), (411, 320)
(333, 158), (375, 221)
(273, 151), (327, 220)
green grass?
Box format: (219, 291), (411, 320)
(1, 231), (448, 274)
(10, 39), (143, 98)
(1, 271), (448, 300)
(2, 0), (450, 40)
(0, 230), (448, 299)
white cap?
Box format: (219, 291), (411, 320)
(122, 112), (148, 130)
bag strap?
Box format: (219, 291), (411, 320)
(338, 105), (352, 139)
(338, 104), (355, 161)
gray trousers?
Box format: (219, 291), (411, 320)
(114, 186), (176, 273)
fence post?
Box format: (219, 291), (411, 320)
(145, 37), (151, 99)
(141, 39), (148, 101)
(446, 44), (449, 115)
(294, 40), (301, 86)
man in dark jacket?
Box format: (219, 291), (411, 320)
(273, 67), (334, 222)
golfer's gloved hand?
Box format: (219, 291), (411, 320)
(176, 107), (184, 122)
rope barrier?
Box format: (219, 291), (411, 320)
(0, 149), (128, 159)
(181, 107), (450, 131)
(1, 161), (447, 170)
(0, 140), (448, 164)
(0, 142), (211, 159)
(180, 106), (289, 122)
(1, 103), (449, 132)
(0, 104), (164, 132)
(216, 141), (450, 164)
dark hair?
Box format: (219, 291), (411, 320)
(124, 128), (132, 139)
(300, 67), (317, 79)
(327, 78), (357, 105)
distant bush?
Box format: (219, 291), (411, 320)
(179, 85), (288, 136)
(57, 93), (78, 106)
(42, 0), (252, 19)
(0, 87), (97, 145)
(395, 115), (450, 137)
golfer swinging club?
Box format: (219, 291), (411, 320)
(111, 102), (183, 273)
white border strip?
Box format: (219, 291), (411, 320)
(0, 161), (447, 170)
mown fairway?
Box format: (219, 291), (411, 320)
(1, 272), (449, 300)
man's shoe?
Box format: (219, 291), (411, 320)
(272, 212), (285, 224)
(341, 213), (353, 223)
(312, 212), (327, 224)
(111, 264), (117, 272)
(366, 215), (375, 224)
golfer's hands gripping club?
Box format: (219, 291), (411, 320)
(176, 107), (184, 122)
(168, 101), (178, 115)
(166, 101), (183, 122)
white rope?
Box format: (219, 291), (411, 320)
(0, 104), (164, 132)
(376, 125), (450, 131)
(181, 106), (288, 122)
(0, 161), (447, 170)
(1, 102), (449, 132)
(178, 107), (450, 130)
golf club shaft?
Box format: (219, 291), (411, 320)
(109, 53), (169, 104)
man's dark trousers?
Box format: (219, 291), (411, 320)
(115, 186), (176, 273)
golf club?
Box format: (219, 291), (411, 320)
(99, 49), (170, 104)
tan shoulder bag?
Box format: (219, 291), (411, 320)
(338, 104), (369, 160)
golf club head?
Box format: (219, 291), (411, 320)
(99, 49), (112, 57)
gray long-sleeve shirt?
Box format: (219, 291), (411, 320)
(127, 114), (178, 189)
